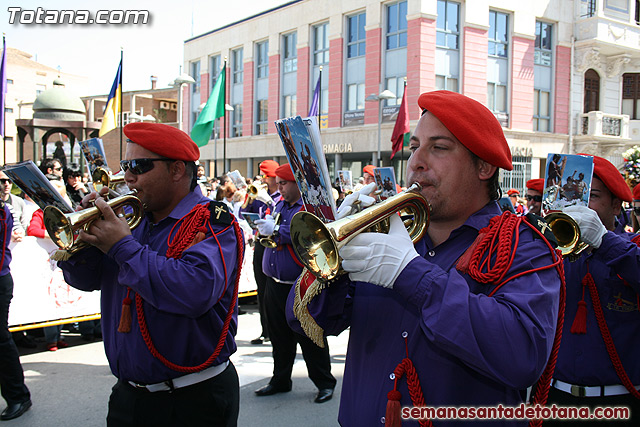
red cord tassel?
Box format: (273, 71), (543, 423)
(570, 300), (587, 334)
(118, 296), (132, 333)
(385, 390), (402, 427)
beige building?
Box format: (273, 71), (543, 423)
(2, 47), (88, 164)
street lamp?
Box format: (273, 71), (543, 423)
(365, 89), (396, 166)
(223, 104), (234, 175)
(172, 73), (196, 131)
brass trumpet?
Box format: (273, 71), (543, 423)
(290, 183), (430, 282)
(92, 167), (127, 193)
(243, 183), (274, 208)
(43, 191), (144, 255)
(258, 213), (281, 248)
(544, 212), (589, 259)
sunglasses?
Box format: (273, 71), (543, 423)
(0, 179), (11, 184)
(525, 195), (542, 202)
(120, 158), (172, 175)
(634, 207), (640, 215)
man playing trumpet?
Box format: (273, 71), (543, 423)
(288, 91), (563, 426)
(59, 123), (243, 426)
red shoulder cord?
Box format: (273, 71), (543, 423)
(571, 233), (640, 400)
(131, 204), (245, 373)
(385, 211), (566, 427)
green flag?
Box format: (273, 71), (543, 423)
(191, 63), (226, 147)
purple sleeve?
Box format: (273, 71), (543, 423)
(107, 224), (239, 317)
(393, 237), (560, 389)
(596, 231), (640, 294)
(59, 247), (107, 291)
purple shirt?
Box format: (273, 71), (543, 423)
(1, 202), (12, 276)
(59, 188), (240, 384)
(287, 202), (561, 426)
(262, 198), (303, 283)
(555, 229), (640, 386)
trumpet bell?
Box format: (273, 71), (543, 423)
(290, 183), (430, 282)
(544, 212), (589, 258)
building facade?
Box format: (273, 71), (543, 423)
(183, 0), (640, 191)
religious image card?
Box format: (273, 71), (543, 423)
(336, 170), (353, 193)
(275, 116), (336, 222)
(542, 153), (594, 213)
(80, 138), (108, 175)
(228, 170), (247, 190)
(2, 161), (73, 213)
(374, 167), (397, 200)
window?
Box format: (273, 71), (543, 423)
(605, 0), (629, 13)
(210, 55), (222, 91)
(387, 1), (408, 50)
(622, 73), (640, 119)
(190, 61), (200, 94)
(256, 41), (269, 79)
(283, 33), (297, 73)
(347, 12), (366, 58)
(534, 21), (552, 66)
(488, 11), (509, 57)
(313, 23), (329, 65)
(581, 0), (597, 18)
(6, 79), (13, 84)
(231, 104), (243, 138)
(636, 0), (640, 24)
(232, 48), (243, 84)
(347, 83), (365, 111)
(436, 0), (460, 49)
(436, 0), (460, 92)
(283, 95), (297, 118)
(487, 11), (509, 116)
(256, 100), (268, 135)
(534, 21), (553, 131)
(500, 155), (532, 193)
(4, 107), (13, 114)
(386, 77), (405, 107)
(584, 69), (600, 112)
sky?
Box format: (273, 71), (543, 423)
(0, 0), (290, 97)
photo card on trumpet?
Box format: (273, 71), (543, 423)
(542, 153), (594, 214)
(336, 170), (353, 193)
(228, 170), (247, 190)
(374, 167), (398, 200)
(80, 138), (108, 175)
(2, 161), (73, 213)
(275, 116), (336, 222)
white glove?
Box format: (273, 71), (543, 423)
(256, 188), (273, 205)
(336, 182), (377, 220)
(255, 214), (276, 236)
(339, 214), (419, 288)
(564, 205), (607, 249)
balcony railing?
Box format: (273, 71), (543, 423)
(580, 111), (629, 138)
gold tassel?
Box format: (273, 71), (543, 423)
(117, 296), (132, 333)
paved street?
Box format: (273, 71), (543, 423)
(7, 302), (349, 426)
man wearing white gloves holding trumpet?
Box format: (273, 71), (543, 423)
(287, 91), (564, 426)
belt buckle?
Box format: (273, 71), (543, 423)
(571, 384), (586, 397)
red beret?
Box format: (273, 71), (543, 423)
(418, 91), (513, 171)
(634, 183), (640, 201)
(275, 164), (295, 182)
(363, 165), (375, 176)
(526, 178), (544, 193)
(123, 123), (199, 161)
(260, 160), (280, 178)
(507, 188), (520, 196)
(578, 153), (632, 202)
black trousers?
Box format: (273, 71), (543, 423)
(546, 386), (639, 426)
(253, 243), (269, 338)
(107, 362), (239, 427)
(0, 273), (30, 406)
(264, 276), (336, 390)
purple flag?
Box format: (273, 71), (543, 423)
(0, 36), (6, 138)
(308, 75), (320, 117)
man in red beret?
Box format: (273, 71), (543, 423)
(362, 164), (376, 185)
(242, 159), (281, 345)
(59, 122), (243, 426)
(254, 164), (336, 403)
(507, 188), (526, 215)
(547, 154), (640, 425)
(288, 90), (562, 425)
(526, 178), (545, 215)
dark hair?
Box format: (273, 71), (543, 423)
(470, 153), (501, 201)
(40, 158), (62, 174)
(63, 163), (82, 181)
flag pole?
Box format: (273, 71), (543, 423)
(399, 79), (407, 187)
(223, 57), (227, 174)
(119, 48), (123, 161)
(317, 66), (322, 131)
(2, 34), (6, 164)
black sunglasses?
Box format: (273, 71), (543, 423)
(120, 158), (172, 175)
(525, 195), (542, 202)
(634, 207), (640, 215)
(0, 179), (11, 184)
